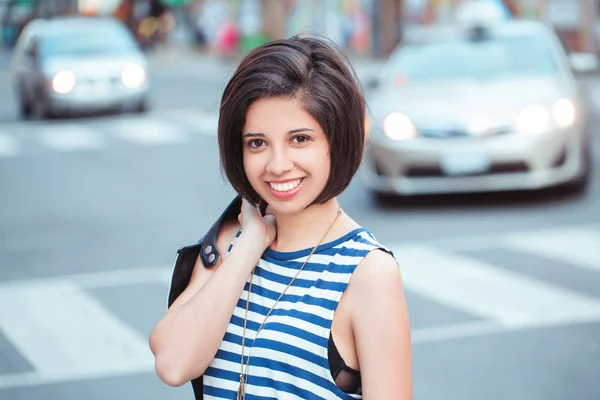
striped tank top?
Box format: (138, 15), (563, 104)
(202, 228), (391, 399)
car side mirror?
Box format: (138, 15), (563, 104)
(569, 52), (599, 75)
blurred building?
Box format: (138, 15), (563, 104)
(414, 0), (599, 54)
(186, 0), (600, 57)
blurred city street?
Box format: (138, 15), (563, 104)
(1, 42), (600, 400)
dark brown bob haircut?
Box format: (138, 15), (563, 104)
(218, 35), (366, 207)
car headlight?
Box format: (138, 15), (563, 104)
(382, 112), (418, 141)
(51, 71), (76, 94)
(552, 98), (576, 128)
(516, 104), (553, 135)
(122, 64), (146, 89)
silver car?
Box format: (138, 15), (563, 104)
(363, 19), (597, 197)
(11, 17), (150, 119)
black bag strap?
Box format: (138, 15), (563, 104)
(167, 195), (242, 307)
(166, 195), (242, 399)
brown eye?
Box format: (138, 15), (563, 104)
(293, 135), (310, 144)
(249, 139), (264, 148)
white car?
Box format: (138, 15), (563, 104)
(363, 19), (597, 197)
(11, 17), (150, 119)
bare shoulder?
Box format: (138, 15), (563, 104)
(348, 249), (411, 398)
(350, 249), (402, 291)
(344, 248), (405, 310)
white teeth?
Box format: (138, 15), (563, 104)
(269, 178), (302, 192)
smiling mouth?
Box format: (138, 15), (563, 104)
(268, 178), (303, 192)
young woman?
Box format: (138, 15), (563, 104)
(150, 36), (412, 400)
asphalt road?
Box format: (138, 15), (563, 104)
(0, 49), (599, 400)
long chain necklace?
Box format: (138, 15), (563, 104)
(236, 205), (342, 400)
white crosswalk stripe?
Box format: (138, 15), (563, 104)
(502, 227), (600, 273)
(172, 109), (218, 134)
(0, 131), (19, 157)
(395, 244), (600, 327)
(0, 280), (155, 389)
(38, 125), (104, 151)
(112, 117), (189, 145)
(1, 225), (600, 388)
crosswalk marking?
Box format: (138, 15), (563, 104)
(0, 280), (154, 387)
(394, 244), (600, 327)
(112, 117), (188, 145)
(0, 265), (172, 292)
(502, 227), (600, 273)
(38, 125), (104, 151)
(174, 110), (218, 134)
(2, 222), (600, 388)
(0, 131), (18, 157)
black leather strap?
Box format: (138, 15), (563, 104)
(166, 194), (242, 399)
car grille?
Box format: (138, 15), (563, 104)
(79, 77), (121, 86)
(418, 128), (467, 139)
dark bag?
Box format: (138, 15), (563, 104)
(166, 195), (242, 399)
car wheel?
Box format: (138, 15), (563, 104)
(134, 100), (148, 113)
(38, 100), (55, 120)
(17, 84), (32, 119)
(19, 97), (32, 119)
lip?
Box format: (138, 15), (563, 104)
(267, 178), (304, 199)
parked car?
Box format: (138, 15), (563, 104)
(10, 16), (150, 119)
(363, 19), (597, 197)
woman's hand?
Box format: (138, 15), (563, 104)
(238, 198), (277, 251)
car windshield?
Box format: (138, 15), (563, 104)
(39, 23), (137, 57)
(384, 33), (558, 82)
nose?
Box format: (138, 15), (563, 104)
(266, 146), (293, 176)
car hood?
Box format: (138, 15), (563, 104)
(368, 76), (574, 126)
(42, 54), (146, 79)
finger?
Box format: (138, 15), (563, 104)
(242, 198), (261, 218)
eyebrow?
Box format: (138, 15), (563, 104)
(243, 128), (315, 138)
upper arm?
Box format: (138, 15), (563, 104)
(168, 220), (241, 310)
(349, 250), (412, 399)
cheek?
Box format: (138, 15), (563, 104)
(243, 151), (267, 184)
(306, 145), (330, 173)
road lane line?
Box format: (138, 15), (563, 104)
(0, 281), (154, 383)
(393, 244), (600, 327)
(112, 117), (188, 145)
(502, 227), (600, 273)
(0, 132), (18, 157)
(38, 125), (104, 151)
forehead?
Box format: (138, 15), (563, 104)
(243, 97), (323, 134)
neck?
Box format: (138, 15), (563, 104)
(269, 198), (341, 252)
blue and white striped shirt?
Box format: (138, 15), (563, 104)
(203, 228), (390, 400)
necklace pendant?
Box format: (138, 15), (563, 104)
(237, 377), (245, 400)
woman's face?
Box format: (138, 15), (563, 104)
(242, 96), (331, 215)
